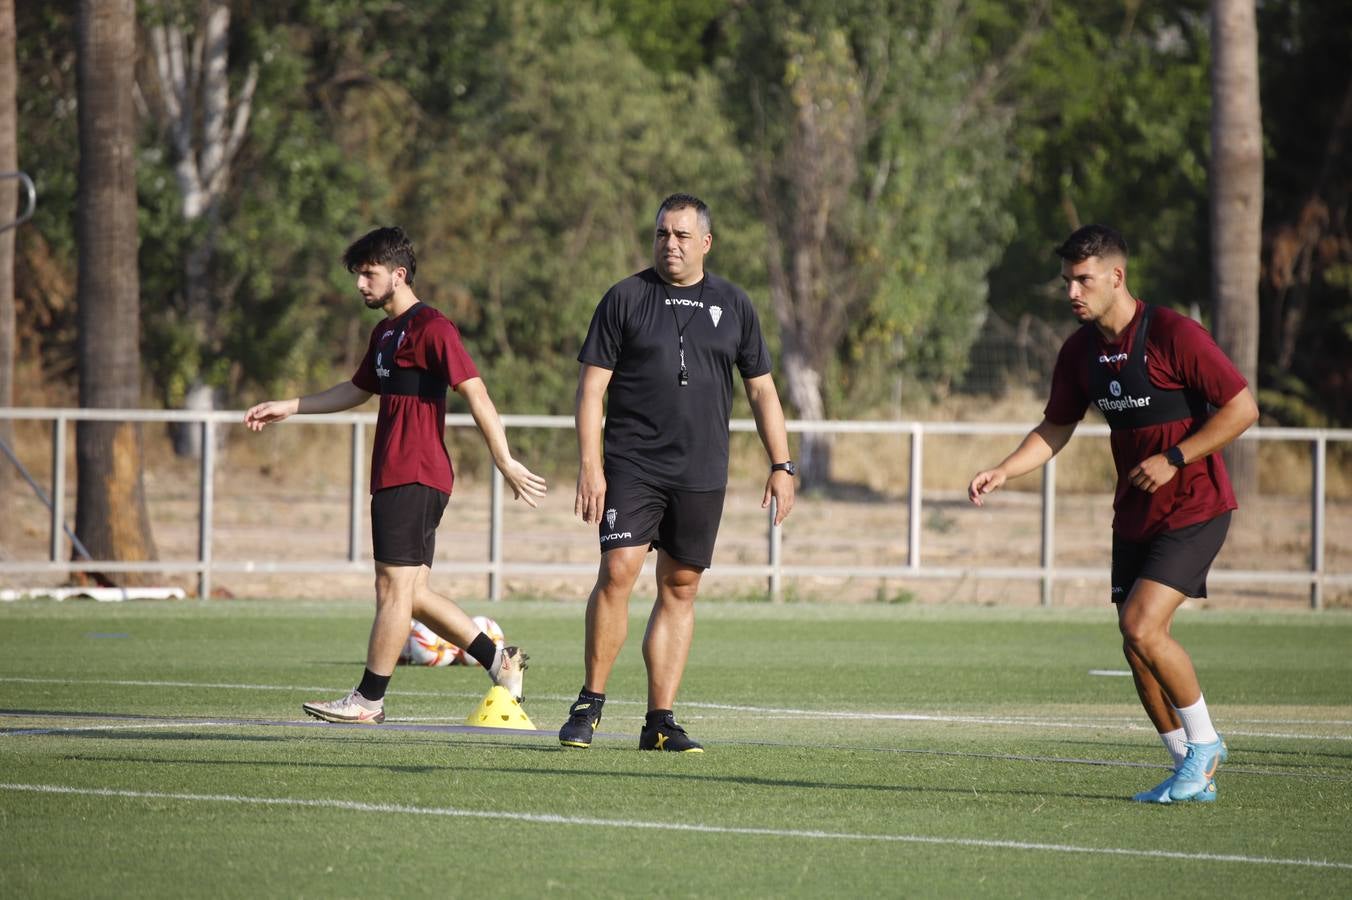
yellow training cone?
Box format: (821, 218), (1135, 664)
(464, 685), (536, 730)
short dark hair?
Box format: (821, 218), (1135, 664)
(1054, 224), (1128, 263)
(343, 226), (417, 284)
(656, 193), (712, 235)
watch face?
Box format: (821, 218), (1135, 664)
(774, 462), (797, 476)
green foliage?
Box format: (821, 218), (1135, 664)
(987, 2), (1213, 330)
(135, 6), (368, 404)
(715, 0), (1027, 410)
(595, 0), (727, 75)
(363, 1), (752, 418)
(1255, 1), (1352, 425)
(11, 0), (1349, 428)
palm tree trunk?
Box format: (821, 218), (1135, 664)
(0, 0), (17, 550)
(75, 0), (158, 584)
(1210, 0), (1263, 498)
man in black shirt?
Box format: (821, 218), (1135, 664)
(559, 193), (796, 752)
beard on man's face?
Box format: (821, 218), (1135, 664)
(363, 285), (393, 309)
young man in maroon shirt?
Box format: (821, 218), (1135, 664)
(968, 224), (1258, 803)
(244, 226), (547, 723)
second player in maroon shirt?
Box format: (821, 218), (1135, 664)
(968, 225), (1258, 805)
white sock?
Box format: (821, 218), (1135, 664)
(351, 691), (382, 711)
(1175, 696), (1219, 744)
(1159, 728), (1188, 767)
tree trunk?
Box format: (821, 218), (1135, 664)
(75, 0), (158, 584)
(1210, 0), (1263, 499)
(0, 0), (16, 550)
(780, 344), (831, 488)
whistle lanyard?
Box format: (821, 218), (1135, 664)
(663, 277), (705, 387)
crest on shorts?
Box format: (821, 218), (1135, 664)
(709, 305), (722, 328)
(605, 508), (617, 529)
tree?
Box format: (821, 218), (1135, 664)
(1210, 0), (1262, 495)
(719, 0), (1040, 485)
(310, 0), (751, 434)
(140, 0), (257, 455)
(984, 3), (1213, 330)
(0, 0), (16, 549)
(1256, 1), (1352, 427)
(74, 0), (157, 583)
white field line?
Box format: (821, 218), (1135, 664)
(6, 714), (1348, 784)
(4, 675), (1352, 739)
(2, 782), (1349, 871)
(4, 721), (241, 737)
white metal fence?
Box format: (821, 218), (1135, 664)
(2, 407), (1349, 608)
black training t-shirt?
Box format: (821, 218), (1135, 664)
(578, 268), (772, 490)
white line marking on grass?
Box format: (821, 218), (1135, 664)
(4, 721), (239, 737)
(1089, 669), (1133, 677)
(0, 676), (475, 700)
(2, 782), (1349, 871)
(6, 676), (1350, 740)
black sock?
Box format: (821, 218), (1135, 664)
(465, 633), (497, 670)
(580, 688), (605, 702)
(356, 668), (390, 703)
(645, 708), (673, 726)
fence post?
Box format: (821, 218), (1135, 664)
(348, 421), (364, 563)
(1040, 455), (1056, 607)
(767, 497), (782, 602)
(198, 418), (215, 600)
(488, 467), (504, 602)
(1311, 435), (1326, 610)
(908, 424), (923, 569)
(50, 416), (67, 562)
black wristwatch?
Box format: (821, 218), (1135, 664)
(1163, 446), (1185, 468)
(770, 460), (797, 477)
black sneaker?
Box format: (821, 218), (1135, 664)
(558, 695), (604, 748)
(638, 712), (704, 753)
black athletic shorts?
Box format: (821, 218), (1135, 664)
(598, 468), (726, 569)
(1110, 511), (1231, 603)
(370, 483), (449, 568)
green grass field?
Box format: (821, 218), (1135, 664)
(2, 599), (1350, 898)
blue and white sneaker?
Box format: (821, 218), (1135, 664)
(1132, 772), (1178, 804)
(1169, 737), (1226, 801)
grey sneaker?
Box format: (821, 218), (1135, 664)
(302, 690), (384, 724)
(488, 645), (528, 702)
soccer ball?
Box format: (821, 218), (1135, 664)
(459, 615), (505, 668)
(400, 619), (462, 667)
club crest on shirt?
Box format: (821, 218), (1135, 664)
(709, 305), (722, 327)
(1109, 380), (1122, 397)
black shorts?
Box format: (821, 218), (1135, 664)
(1110, 511), (1231, 602)
(598, 468), (726, 569)
(371, 483), (449, 568)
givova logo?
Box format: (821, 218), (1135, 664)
(601, 507), (631, 543)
